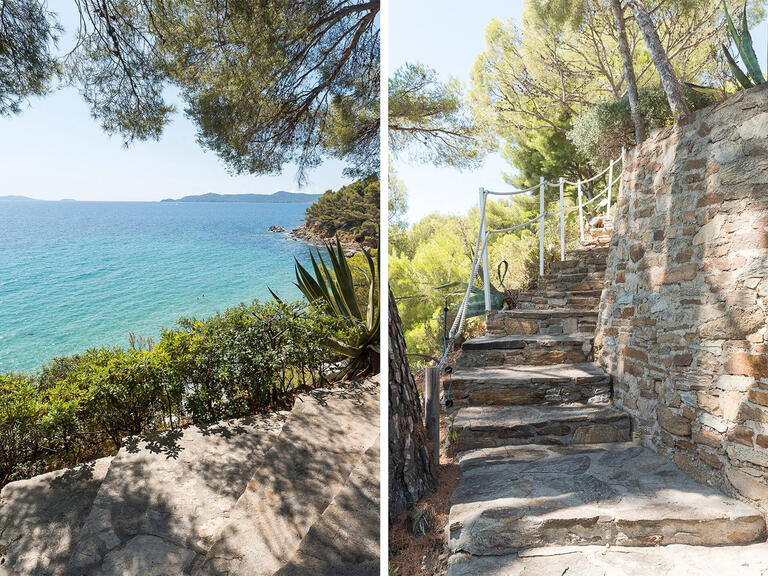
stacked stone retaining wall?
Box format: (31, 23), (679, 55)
(595, 84), (768, 510)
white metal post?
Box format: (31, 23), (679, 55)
(479, 188), (491, 312)
(577, 179), (584, 242)
(559, 177), (565, 261)
(607, 158), (614, 219)
(539, 177), (545, 277)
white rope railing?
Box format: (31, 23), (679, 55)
(443, 149), (625, 365)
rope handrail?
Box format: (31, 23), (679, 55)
(562, 156), (620, 186)
(441, 148), (625, 368)
(482, 182), (542, 196)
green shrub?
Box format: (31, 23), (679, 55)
(0, 299), (343, 486)
(156, 300), (339, 422)
(569, 86), (716, 168)
(0, 375), (46, 485)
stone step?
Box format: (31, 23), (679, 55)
(0, 457), (112, 576)
(448, 443), (766, 557)
(447, 543), (768, 576)
(275, 435), (380, 576)
(566, 247), (610, 260)
(549, 261), (607, 273)
(65, 412), (289, 576)
(517, 295), (600, 310)
(486, 309), (599, 337)
(194, 378), (379, 576)
(542, 277), (605, 292)
(447, 362), (611, 407)
(448, 542), (768, 576)
(456, 334), (593, 367)
(450, 405), (631, 452)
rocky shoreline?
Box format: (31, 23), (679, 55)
(289, 223), (363, 255)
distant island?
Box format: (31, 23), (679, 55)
(161, 191), (321, 203)
(0, 192), (321, 203)
(0, 195), (40, 202)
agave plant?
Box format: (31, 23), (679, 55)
(293, 237), (380, 379)
(722, 0), (765, 89)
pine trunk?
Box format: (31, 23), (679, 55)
(388, 288), (437, 524)
(627, 0), (691, 120)
(611, 0), (646, 144)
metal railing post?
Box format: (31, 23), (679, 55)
(479, 188), (491, 312)
(559, 177), (565, 261)
(607, 158), (614, 218)
(577, 179), (584, 242)
(539, 177), (545, 277)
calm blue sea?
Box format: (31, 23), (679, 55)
(0, 201), (317, 373)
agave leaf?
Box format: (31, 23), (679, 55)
(291, 236), (379, 378)
(685, 82), (722, 98)
(723, 0), (740, 45)
(723, 44), (754, 88)
(267, 287), (283, 303)
(739, 4), (764, 83)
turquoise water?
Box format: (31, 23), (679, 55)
(0, 201), (316, 373)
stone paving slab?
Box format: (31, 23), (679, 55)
(195, 377), (380, 576)
(65, 411), (288, 576)
(462, 334), (593, 350)
(493, 309), (600, 319)
(276, 435), (380, 576)
(447, 543), (768, 575)
(450, 363), (611, 407)
(0, 457), (112, 576)
(452, 405), (630, 451)
(448, 443), (766, 555)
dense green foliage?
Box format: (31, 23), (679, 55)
(304, 175), (379, 246)
(4, 0), (379, 180)
(0, 0), (60, 115)
(470, 0), (762, 185)
(294, 239), (380, 378)
(389, 62), (488, 168)
(389, 195), (579, 365)
(0, 300), (343, 487)
(570, 86), (717, 168)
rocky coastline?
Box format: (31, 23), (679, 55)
(289, 223), (363, 256)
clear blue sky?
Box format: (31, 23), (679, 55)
(0, 1), (353, 201)
(391, 0), (768, 223)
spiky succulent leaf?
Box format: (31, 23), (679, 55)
(293, 238), (379, 378)
(685, 82), (723, 98)
(723, 44), (754, 88)
(739, 4), (765, 83)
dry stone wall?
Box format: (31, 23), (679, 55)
(595, 84), (768, 510)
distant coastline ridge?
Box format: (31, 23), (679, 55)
(161, 191), (321, 203)
(0, 192), (321, 203)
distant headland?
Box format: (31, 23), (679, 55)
(0, 192), (322, 203)
(161, 191), (321, 203)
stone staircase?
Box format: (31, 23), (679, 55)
(0, 378), (379, 576)
(445, 230), (768, 574)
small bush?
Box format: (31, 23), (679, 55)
(569, 86), (716, 168)
(156, 300), (340, 422)
(0, 375), (46, 485)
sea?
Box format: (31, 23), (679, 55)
(0, 200), (318, 373)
